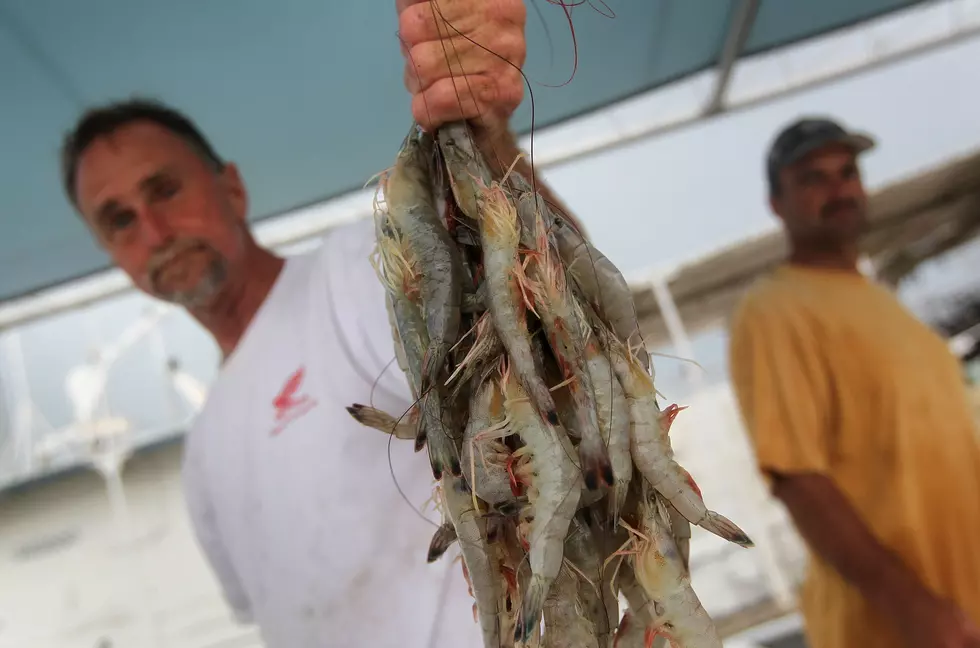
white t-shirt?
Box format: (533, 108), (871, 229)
(181, 218), (483, 648)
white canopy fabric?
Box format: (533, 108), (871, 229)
(0, 0), (928, 303)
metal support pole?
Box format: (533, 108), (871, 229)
(92, 444), (160, 648)
(704, 0), (761, 115)
(1, 330), (36, 472)
(648, 272), (700, 387)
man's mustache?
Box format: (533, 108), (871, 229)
(146, 239), (212, 282)
(821, 198), (860, 219)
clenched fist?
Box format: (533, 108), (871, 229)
(397, 0), (527, 136)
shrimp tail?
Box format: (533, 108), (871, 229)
(515, 573), (548, 642)
(414, 426), (427, 453)
(427, 521), (458, 563)
(530, 386), (560, 427)
(345, 403), (416, 440)
(414, 397), (429, 454)
(427, 431), (461, 479)
(607, 484), (628, 531)
(672, 468), (753, 547)
(578, 433), (615, 491)
(699, 511), (754, 548)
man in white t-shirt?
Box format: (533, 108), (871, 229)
(58, 1), (577, 645)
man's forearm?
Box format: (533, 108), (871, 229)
(473, 127), (587, 238)
(773, 473), (936, 617)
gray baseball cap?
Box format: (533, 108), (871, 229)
(766, 117), (875, 194)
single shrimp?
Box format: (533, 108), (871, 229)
(596, 325), (752, 548)
(478, 182), (559, 426)
(550, 213), (650, 373)
(632, 486), (723, 648)
(500, 362), (583, 642)
(583, 336), (632, 524)
(439, 474), (504, 648)
(384, 123), (464, 394)
(436, 121), (494, 222)
(372, 214), (462, 478)
(527, 206), (614, 491)
(388, 264), (461, 478)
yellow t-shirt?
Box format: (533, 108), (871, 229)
(728, 264), (980, 648)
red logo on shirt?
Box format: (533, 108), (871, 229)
(271, 366), (318, 435)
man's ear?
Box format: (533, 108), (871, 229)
(220, 162), (248, 222)
(769, 193), (787, 224)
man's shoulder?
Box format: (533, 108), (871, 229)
(312, 217), (375, 261)
(275, 218), (375, 282)
(731, 269), (796, 325)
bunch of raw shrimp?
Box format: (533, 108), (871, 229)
(347, 121), (754, 648)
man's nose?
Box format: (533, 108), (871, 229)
(138, 206), (174, 247)
(825, 178), (854, 203)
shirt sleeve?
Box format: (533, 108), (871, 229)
(181, 437), (255, 625)
(728, 296), (834, 482)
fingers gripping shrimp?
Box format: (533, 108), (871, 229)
(500, 364), (582, 642)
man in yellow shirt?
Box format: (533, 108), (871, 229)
(728, 117), (980, 648)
